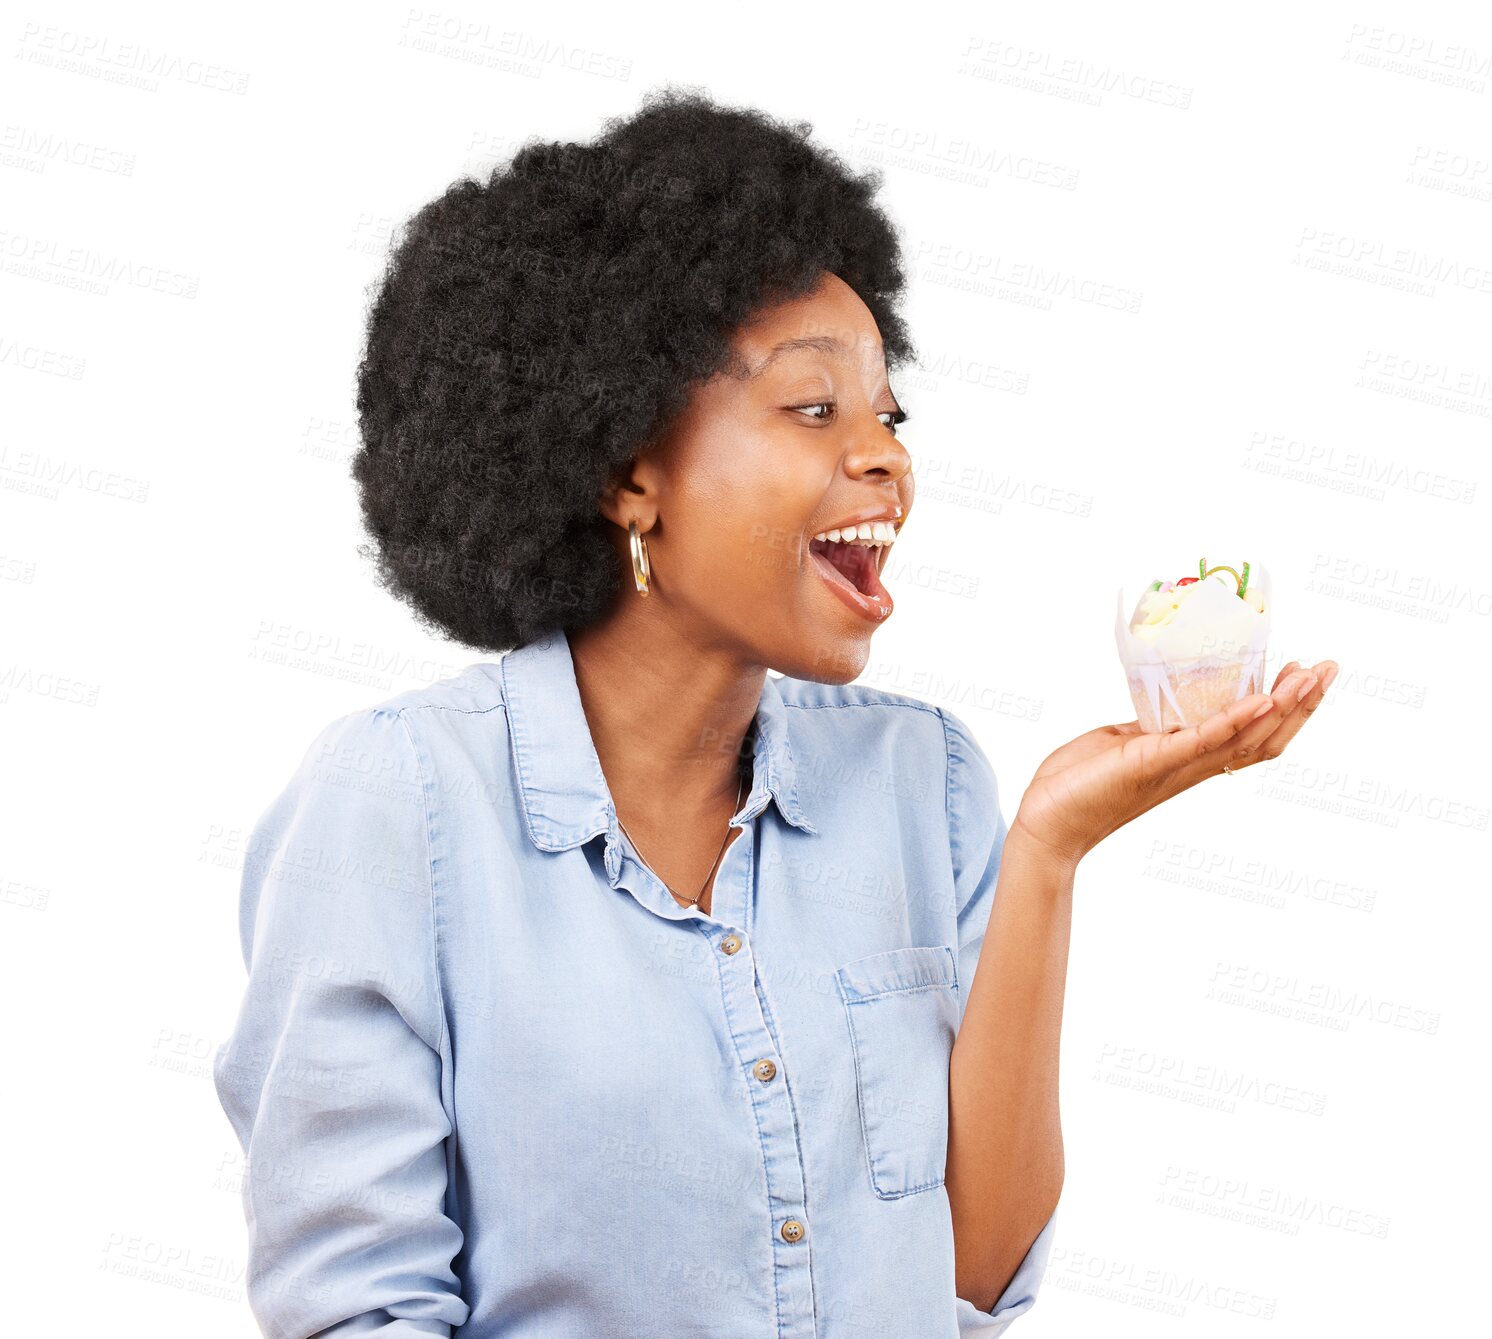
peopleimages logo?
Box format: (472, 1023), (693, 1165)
(847, 119), (1081, 191)
(1245, 430), (1477, 504)
(915, 239), (1143, 313)
(1306, 553), (1492, 624)
(1294, 228), (1492, 295)
(1341, 24), (1491, 94)
(956, 37), (1195, 110)
(1142, 838), (1380, 913)
(1206, 962), (1441, 1035)
(1158, 1166), (1392, 1239)
(1094, 1042), (1328, 1116)
(1255, 753), (1491, 832)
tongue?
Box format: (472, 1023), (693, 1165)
(821, 541), (869, 593)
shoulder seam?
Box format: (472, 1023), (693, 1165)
(394, 709), (450, 1061)
(937, 706), (955, 859)
(383, 700), (508, 720)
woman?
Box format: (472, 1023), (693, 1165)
(214, 86), (1335, 1338)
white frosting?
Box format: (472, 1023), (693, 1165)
(1115, 564), (1271, 664)
(1130, 574), (1261, 658)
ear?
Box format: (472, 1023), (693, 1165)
(596, 450), (664, 532)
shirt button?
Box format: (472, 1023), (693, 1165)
(720, 935), (741, 955)
(780, 1219), (805, 1243)
(753, 1058), (777, 1083)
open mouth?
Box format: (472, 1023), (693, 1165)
(809, 536), (879, 595)
(807, 534), (894, 621)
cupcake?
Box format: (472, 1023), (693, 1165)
(1115, 559), (1270, 732)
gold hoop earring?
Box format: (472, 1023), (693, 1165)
(628, 518), (651, 596)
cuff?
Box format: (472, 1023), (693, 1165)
(954, 1205), (1059, 1336)
(313, 1318), (456, 1336)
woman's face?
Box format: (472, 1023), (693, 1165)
(607, 271), (915, 683)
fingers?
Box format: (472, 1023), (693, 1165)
(1146, 688), (1278, 773)
(1145, 663), (1314, 781)
(1236, 659), (1337, 766)
(1222, 668), (1319, 766)
(1188, 659), (1338, 781)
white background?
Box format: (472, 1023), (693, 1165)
(3, 0), (1487, 1334)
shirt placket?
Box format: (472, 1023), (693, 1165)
(603, 799), (819, 1338)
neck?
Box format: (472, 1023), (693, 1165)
(567, 613), (762, 829)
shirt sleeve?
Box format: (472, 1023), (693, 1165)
(212, 706), (470, 1338)
(941, 706), (1059, 1335)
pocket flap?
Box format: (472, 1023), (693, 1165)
(835, 945), (957, 1003)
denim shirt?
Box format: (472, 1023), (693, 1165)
(213, 626), (1058, 1338)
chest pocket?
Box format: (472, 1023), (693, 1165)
(835, 945), (959, 1200)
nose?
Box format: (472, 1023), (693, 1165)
(843, 416), (913, 486)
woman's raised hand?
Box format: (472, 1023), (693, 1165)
(1009, 658), (1339, 869)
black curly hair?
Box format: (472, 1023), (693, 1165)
(352, 83), (917, 654)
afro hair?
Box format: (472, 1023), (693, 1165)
(352, 83), (917, 654)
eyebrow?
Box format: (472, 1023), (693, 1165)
(747, 334), (874, 380)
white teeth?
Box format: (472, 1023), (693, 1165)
(813, 520), (898, 546)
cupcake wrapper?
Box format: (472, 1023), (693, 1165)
(1123, 654), (1269, 733)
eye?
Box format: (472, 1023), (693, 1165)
(789, 403), (910, 435)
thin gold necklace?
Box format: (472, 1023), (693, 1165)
(615, 765), (746, 910)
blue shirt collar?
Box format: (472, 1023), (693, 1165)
(500, 627), (818, 853)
